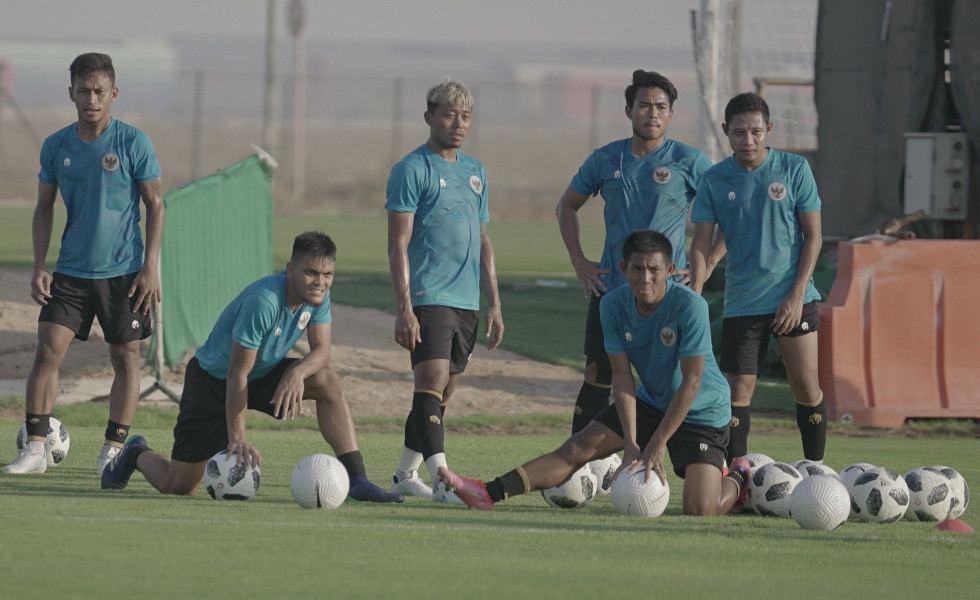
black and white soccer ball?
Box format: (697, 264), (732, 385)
(290, 453), (349, 509)
(924, 466), (970, 519)
(588, 453), (622, 495)
(904, 467), (954, 522)
(791, 474), (850, 530)
(848, 466), (909, 523)
(838, 462), (877, 519)
(742, 453), (775, 471)
(610, 467), (670, 517)
(748, 462), (802, 518)
(16, 416), (70, 466)
(541, 465), (597, 509)
(204, 450), (261, 500)
(794, 459), (840, 481)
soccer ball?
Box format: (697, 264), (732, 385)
(290, 454), (350, 510)
(610, 467), (670, 517)
(838, 462), (877, 519)
(924, 466), (970, 519)
(203, 450), (261, 500)
(16, 416), (70, 466)
(904, 467), (954, 522)
(848, 466), (909, 523)
(588, 453), (622, 495)
(541, 465), (597, 509)
(748, 462), (802, 517)
(791, 474), (850, 530)
(742, 453), (774, 471)
(794, 460), (840, 481)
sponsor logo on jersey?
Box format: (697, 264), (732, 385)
(624, 332), (632, 342)
(469, 175), (483, 194)
(298, 311), (312, 330)
(614, 169), (622, 179)
(439, 178), (447, 188)
(274, 327), (282, 337)
(768, 182), (787, 201)
(102, 153), (120, 172)
(727, 191), (736, 202)
(660, 327), (676, 346)
(64, 158), (71, 167)
(653, 166), (671, 184)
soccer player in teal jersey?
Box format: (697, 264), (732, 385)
(385, 79), (505, 502)
(557, 70), (720, 434)
(4, 53), (165, 476)
(441, 231), (750, 514)
(689, 92), (826, 464)
(101, 232), (402, 503)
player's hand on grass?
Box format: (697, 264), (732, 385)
(772, 293), (804, 335)
(394, 309), (421, 351)
(571, 257), (609, 298)
(271, 373), (305, 420)
(226, 441), (262, 468)
(128, 265), (162, 315)
(30, 269), (52, 305)
(484, 305), (504, 350)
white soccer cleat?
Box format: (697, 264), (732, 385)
(3, 449), (48, 474)
(96, 445), (120, 476)
(390, 470), (434, 499)
(432, 480), (464, 504)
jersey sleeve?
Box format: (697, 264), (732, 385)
(131, 129), (162, 183)
(794, 159), (821, 213)
(311, 293), (333, 325)
(569, 151), (602, 197)
(690, 176), (718, 223)
(231, 293), (278, 350)
(38, 135), (58, 184)
(677, 294), (714, 359)
(599, 292), (626, 355)
(689, 152), (714, 192)
(478, 165), (490, 223)
(385, 159), (423, 213)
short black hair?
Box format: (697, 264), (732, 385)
(69, 53), (115, 86)
(291, 231), (337, 262)
(624, 69), (678, 108)
(724, 92), (770, 125)
(622, 230), (673, 265)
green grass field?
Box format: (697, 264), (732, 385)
(0, 401), (977, 599)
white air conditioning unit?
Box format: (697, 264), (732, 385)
(903, 132), (970, 220)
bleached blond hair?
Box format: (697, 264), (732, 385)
(426, 78), (473, 113)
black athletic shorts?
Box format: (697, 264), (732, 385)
(409, 305), (478, 374)
(593, 400), (729, 478)
(170, 357), (298, 463)
(39, 271), (151, 343)
(719, 300), (820, 375)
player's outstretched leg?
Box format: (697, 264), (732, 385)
(101, 435), (148, 490)
(438, 466), (493, 511)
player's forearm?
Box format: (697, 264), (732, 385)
(224, 372), (250, 444)
(387, 252), (413, 312)
(556, 203), (587, 266)
(611, 373), (638, 445)
(143, 199), (165, 267)
(689, 237), (711, 294)
(790, 229), (822, 298)
(31, 203), (54, 272)
(479, 237), (502, 307)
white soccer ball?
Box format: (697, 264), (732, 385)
(610, 467), (670, 517)
(588, 453), (622, 495)
(791, 474), (850, 530)
(848, 466), (909, 523)
(794, 460), (840, 481)
(924, 466), (970, 519)
(16, 416), (70, 466)
(203, 450), (261, 500)
(904, 467), (955, 522)
(742, 453), (774, 471)
(290, 453), (350, 510)
(748, 462), (802, 518)
(541, 465), (598, 509)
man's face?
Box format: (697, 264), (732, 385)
(626, 86), (672, 143)
(286, 254), (335, 306)
(425, 103), (471, 151)
(723, 111), (772, 169)
(69, 71), (117, 124)
(622, 251), (674, 308)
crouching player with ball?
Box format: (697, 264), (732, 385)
(101, 232), (402, 503)
(441, 231), (750, 515)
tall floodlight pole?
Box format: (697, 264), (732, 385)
(262, 0), (277, 153)
(289, 0), (305, 205)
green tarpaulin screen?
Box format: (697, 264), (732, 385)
(157, 155), (273, 367)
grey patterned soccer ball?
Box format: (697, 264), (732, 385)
(542, 465), (597, 509)
(848, 467), (909, 523)
(204, 450), (261, 500)
(904, 467), (954, 522)
(924, 466), (970, 519)
(749, 462), (802, 518)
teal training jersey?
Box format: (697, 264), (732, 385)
(195, 272), (332, 381)
(38, 119), (161, 279)
(691, 149), (822, 317)
(600, 280), (731, 428)
(385, 145), (489, 310)
(570, 138), (712, 290)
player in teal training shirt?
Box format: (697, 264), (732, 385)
(4, 53), (165, 477)
(690, 92), (826, 465)
(385, 79), (505, 503)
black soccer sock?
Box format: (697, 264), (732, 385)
(104, 420), (130, 446)
(25, 413), (51, 440)
(485, 466), (531, 503)
(725, 467), (747, 491)
(571, 381), (611, 434)
(336, 450), (367, 479)
(727, 404), (751, 460)
(797, 394), (828, 462)
(408, 390), (445, 459)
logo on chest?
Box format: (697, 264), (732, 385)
(660, 327), (676, 346)
(298, 311), (312, 330)
(102, 153), (120, 172)
(469, 175), (483, 195)
(653, 167), (671, 184)
(767, 182), (787, 201)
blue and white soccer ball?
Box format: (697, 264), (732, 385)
(791, 474), (850, 530)
(542, 465), (597, 509)
(610, 467), (670, 517)
(16, 416), (70, 467)
(924, 466), (970, 519)
(290, 453), (349, 510)
(848, 466), (909, 523)
(204, 450), (261, 500)
(904, 467), (954, 522)
(588, 453), (622, 495)
(748, 462), (802, 518)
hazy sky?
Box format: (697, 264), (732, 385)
(1, 0), (702, 48)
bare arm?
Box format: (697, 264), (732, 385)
(688, 222), (716, 294)
(640, 354), (705, 485)
(556, 185), (609, 297)
(609, 351), (639, 465)
(226, 343), (261, 468)
(387, 211), (420, 350)
(772, 210), (822, 335)
(30, 182), (58, 304)
(129, 177), (165, 314)
(270, 322), (333, 420)
(479, 222), (504, 350)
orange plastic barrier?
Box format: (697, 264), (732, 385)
(817, 238), (980, 427)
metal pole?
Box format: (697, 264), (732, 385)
(289, 0), (306, 205)
(262, 0), (277, 153)
(191, 70), (203, 181)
